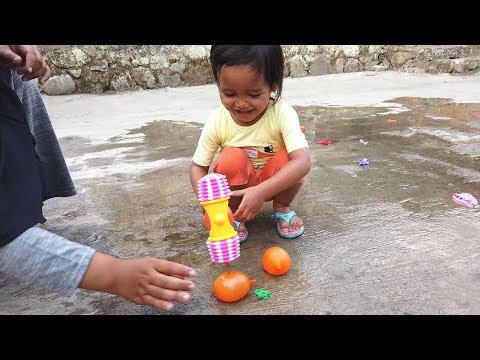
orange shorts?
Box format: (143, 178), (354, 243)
(213, 147), (304, 188)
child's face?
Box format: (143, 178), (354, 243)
(217, 65), (274, 126)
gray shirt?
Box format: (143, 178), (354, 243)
(0, 227), (95, 296)
(0, 72), (94, 297)
(11, 71), (76, 200)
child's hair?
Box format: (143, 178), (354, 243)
(210, 45), (284, 104)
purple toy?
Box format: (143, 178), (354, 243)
(358, 157), (370, 166)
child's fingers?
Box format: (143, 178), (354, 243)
(230, 189), (245, 198)
(233, 200), (249, 221)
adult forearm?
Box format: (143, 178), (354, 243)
(78, 252), (120, 294)
(0, 227), (95, 297)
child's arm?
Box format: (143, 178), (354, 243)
(189, 161), (210, 197)
(79, 252), (196, 311)
(231, 147), (311, 222)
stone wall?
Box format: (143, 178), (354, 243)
(38, 45), (480, 96)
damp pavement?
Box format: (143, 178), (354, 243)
(2, 71), (480, 315)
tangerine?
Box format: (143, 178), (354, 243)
(262, 246), (291, 276)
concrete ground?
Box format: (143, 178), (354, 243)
(1, 71), (480, 315)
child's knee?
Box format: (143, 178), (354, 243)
(261, 148), (289, 178)
(214, 148), (250, 182)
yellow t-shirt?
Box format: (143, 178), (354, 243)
(192, 100), (309, 169)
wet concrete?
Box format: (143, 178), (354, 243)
(1, 72), (480, 314)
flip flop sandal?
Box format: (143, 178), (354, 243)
(273, 210), (305, 239)
(233, 220), (249, 243)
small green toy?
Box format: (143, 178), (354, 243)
(254, 288), (272, 300)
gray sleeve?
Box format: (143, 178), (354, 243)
(11, 72), (76, 199)
(0, 227), (95, 297)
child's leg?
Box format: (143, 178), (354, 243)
(259, 148), (305, 235)
(213, 148), (257, 241)
(213, 147), (257, 209)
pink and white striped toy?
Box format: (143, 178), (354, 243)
(206, 236), (241, 263)
(198, 173), (240, 263)
(197, 173), (232, 202)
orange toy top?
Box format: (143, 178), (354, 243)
(262, 246), (291, 276)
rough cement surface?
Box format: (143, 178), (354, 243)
(1, 71), (479, 315)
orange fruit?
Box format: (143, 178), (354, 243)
(262, 246), (291, 276)
(204, 207), (234, 230)
(213, 270), (256, 302)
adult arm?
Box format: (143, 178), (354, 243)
(0, 227), (196, 311)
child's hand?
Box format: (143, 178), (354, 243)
(112, 257), (197, 311)
(231, 186), (265, 222)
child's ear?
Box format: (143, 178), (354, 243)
(270, 85), (278, 98)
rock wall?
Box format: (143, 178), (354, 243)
(38, 45), (480, 95)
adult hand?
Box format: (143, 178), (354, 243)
(0, 45), (23, 68)
(0, 45), (51, 85)
(80, 253), (197, 311)
(113, 257), (197, 311)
